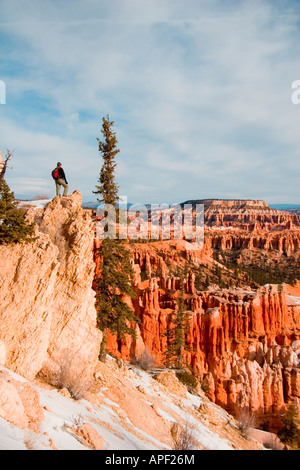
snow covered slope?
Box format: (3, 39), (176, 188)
(0, 358), (265, 451)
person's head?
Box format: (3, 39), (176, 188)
(57, 162), (62, 168)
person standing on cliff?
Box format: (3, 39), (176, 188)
(52, 162), (68, 197)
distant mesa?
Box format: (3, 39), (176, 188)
(182, 198), (269, 208)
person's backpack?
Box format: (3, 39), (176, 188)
(51, 168), (59, 180)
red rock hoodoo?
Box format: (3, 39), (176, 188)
(93, 199), (300, 430)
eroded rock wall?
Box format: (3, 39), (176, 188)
(104, 240), (300, 428)
(0, 191), (101, 382)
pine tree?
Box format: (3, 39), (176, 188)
(163, 265), (191, 368)
(94, 116), (139, 361)
(94, 115), (119, 207)
(0, 178), (35, 245)
(194, 266), (202, 291)
(278, 405), (300, 449)
(204, 274), (210, 289)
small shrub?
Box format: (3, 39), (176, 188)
(176, 370), (198, 391)
(53, 350), (93, 400)
(131, 348), (156, 371)
(236, 408), (257, 439)
(170, 421), (197, 450)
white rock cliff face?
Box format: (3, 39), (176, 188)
(0, 191), (101, 382)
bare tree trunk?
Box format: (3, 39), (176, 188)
(0, 150), (13, 181)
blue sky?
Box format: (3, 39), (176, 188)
(0, 0), (300, 204)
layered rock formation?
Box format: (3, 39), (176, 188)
(0, 191), (101, 382)
(103, 239), (300, 430)
(1, 192), (299, 435)
(183, 199), (300, 229)
(205, 229), (300, 256)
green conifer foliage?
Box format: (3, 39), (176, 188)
(94, 116), (139, 361)
(163, 265), (191, 368)
(94, 115), (119, 207)
(0, 179), (35, 245)
(278, 405), (300, 449)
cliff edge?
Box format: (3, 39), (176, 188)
(0, 191), (101, 382)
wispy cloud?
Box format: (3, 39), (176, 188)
(1, 0), (300, 203)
